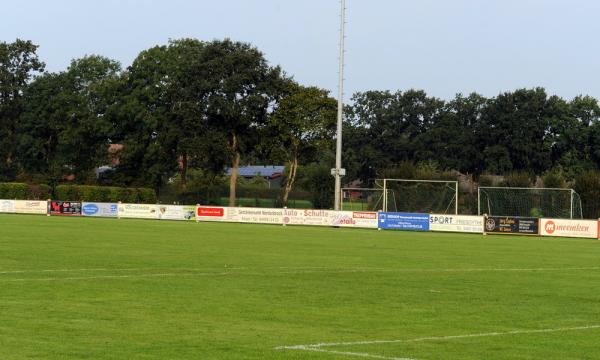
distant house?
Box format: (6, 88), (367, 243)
(94, 144), (123, 180)
(226, 166), (285, 180)
(108, 144), (123, 166)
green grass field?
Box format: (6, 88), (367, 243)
(1, 214), (599, 360)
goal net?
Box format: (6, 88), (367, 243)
(478, 187), (583, 219)
(341, 188), (384, 211)
(380, 179), (458, 214)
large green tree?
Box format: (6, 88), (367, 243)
(346, 90), (444, 182)
(108, 45), (175, 189)
(18, 55), (120, 184)
(0, 39), (44, 180)
(203, 39), (287, 206)
(112, 40), (234, 191)
(268, 84), (337, 206)
(480, 88), (552, 174)
(414, 93), (487, 174)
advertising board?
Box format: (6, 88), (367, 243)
(429, 214), (484, 233)
(540, 218), (598, 239)
(81, 202), (118, 217)
(118, 203), (159, 219)
(282, 209), (378, 228)
(0, 199), (15, 213)
(13, 200), (48, 215)
(48, 201), (82, 216)
(157, 205), (196, 221)
(227, 207), (284, 225)
(484, 216), (539, 235)
(196, 206), (283, 225)
(197, 207), (225, 218)
(378, 212), (430, 231)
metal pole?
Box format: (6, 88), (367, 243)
(570, 189), (574, 219)
(383, 179), (387, 212)
(455, 181), (458, 215)
(333, 0), (346, 211)
(477, 187), (480, 216)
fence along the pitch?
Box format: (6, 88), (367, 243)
(2, 198), (600, 240)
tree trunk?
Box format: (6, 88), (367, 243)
(228, 134), (240, 207)
(180, 152), (188, 189)
(281, 156), (298, 206)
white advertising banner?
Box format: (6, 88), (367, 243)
(13, 200), (47, 214)
(429, 214), (484, 233)
(540, 218), (598, 239)
(118, 203), (159, 219)
(282, 209), (378, 228)
(0, 199), (16, 213)
(196, 206), (283, 225)
(157, 205), (196, 221)
(195, 207), (377, 228)
(82, 202), (118, 217)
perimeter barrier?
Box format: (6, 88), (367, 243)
(1, 199), (599, 240)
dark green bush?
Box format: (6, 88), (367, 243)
(0, 183), (51, 200)
(0, 183), (29, 199)
(499, 171), (533, 187)
(542, 168), (566, 188)
(54, 185), (80, 201)
(136, 188), (157, 204)
(574, 170), (600, 219)
(54, 185), (156, 203)
(297, 163), (334, 209)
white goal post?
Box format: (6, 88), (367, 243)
(477, 186), (583, 219)
(381, 179), (459, 214)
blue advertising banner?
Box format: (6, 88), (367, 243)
(378, 212), (430, 231)
(82, 202), (118, 217)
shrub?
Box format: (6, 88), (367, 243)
(137, 188), (157, 204)
(0, 183), (51, 200)
(0, 183), (29, 199)
(499, 171), (533, 187)
(478, 174), (496, 187)
(28, 184), (52, 200)
(297, 163), (334, 209)
(55, 185), (81, 201)
(574, 170), (600, 219)
(381, 161), (456, 181)
(54, 185), (156, 203)
(542, 168), (566, 188)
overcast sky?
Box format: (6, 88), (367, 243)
(2, 0), (600, 100)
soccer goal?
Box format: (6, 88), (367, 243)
(341, 187), (384, 211)
(380, 179), (458, 214)
(478, 187), (583, 219)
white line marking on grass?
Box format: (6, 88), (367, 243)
(0, 272), (231, 282)
(286, 346), (416, 360)
(0, 267), (246, 275)
(0, 268), (147, 274)
(275, 266), (600, 276)
(280, 324), (600, 351)
(1, 266), (599, 282)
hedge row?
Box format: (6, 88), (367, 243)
(54, 185), (156, 203)
(0, 183), (156, 204)
(0, 183), (52, 200)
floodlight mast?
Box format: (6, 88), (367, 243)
(334, 0), (346, 211)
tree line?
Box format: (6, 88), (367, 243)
(2, 38), (600, 208)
